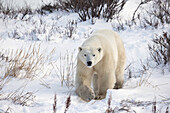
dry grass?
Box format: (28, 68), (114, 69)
(105, 94), (137, 113)
(53, 93), (57, 113)
(0, 43), (55, 108)
(0, 44), (55, 79)
(0, 83), (36, 106)
(136, 65), (153, 87)
(124, 60), (154, 87)
(137, 60), (152, 87)
(137, 73), (151, 87)
(52, 51), (76, 89)
(7, 91), (35, 106)
(106, 93), (112, 113)
(64, 94), (71, 113)
(121, 97), (170, 113)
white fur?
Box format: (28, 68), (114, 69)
(76, 29), (126, 101)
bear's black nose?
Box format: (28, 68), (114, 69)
(87, 61), (92, 66)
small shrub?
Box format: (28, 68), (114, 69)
(148, 32), (170, 65)
(112, 0), (169, 30)
(139, 0), (169, 29)
(37, 1), (60, 15)
(65, 20), (77, 39)
(0, 0), (32, 20)
(60, 0), (127, 22)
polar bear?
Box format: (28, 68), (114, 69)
(75, 29), (126, 102)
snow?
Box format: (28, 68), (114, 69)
(0, 0), (170, 113)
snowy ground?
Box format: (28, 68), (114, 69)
(0, 0), (170, 113)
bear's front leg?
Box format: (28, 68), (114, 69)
(75, 64), (94, 102)
(76, 85), (95, 102)
(96, 71), (116, 100)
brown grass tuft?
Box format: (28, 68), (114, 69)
(106, 93), (112, 113)
(53, 93), (57, 113)
(0, 44), (55, 79)
(52, 51), (76, 89)
(64, 94), (71, 113)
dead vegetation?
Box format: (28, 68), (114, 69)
(52, 94), (71, 113)
(148, 31), (170, 65)
(6, 91), (35, 106)
(0, 44), (55, 79)
(0, 82), (36, 107)
(59, 0), (127, 22)
(52, 51), (76, 89)
(65, 20), (77, 39)
(106, 95), (170, 113)
(105, 94), (137, 113)
(121, 98), (170, 113)
(64, 94), (71, 113)
(112, 0), (170, 31)
(0, 43), (55, 107)
(53, 94), (57, 113)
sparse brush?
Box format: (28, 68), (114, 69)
(0, 0), (33, 20)
(60, 0), (127, 22)
(137, 60), (152, 87)
(125, 63), (133, 79)
(38, 0), (60, 14)
(121, 98), (170, 108)
(138, 0), (169, 29)
(65, 20), (77, 39)
(112, 100), (136, 113)
(64, 95), (71, 113)
(131, 0), (152, 22)
(0, 44), (55, 79)
(137, 72), (151, 87)
(120, 98), (170, 113)
(124, 60), (153, 87)
(4, 106), (12, 113)
(53, 94), (57, 113)
(166, 106), (169, 113)
(148, 32), (170, 66)
(8, 91), (35, 106)
(2, 84), (36, 106)
(152, 101), (156, 113)
(52, 51), (76, 89)
(106, 94), (112, 113)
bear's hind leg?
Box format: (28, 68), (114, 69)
(114, 64), (125, 89)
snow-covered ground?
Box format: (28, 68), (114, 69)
(0, 0), (170, 113)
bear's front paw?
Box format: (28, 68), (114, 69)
(80, 85), (95, 102)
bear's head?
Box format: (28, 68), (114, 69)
(78, 46), (103, 68)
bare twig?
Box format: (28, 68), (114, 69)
(53, 94), (57, 113)
(64, 94), (71, 113)
(132, 0), (151, 22)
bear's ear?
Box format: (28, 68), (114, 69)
(78, 47), (82, 51)
(97, 48), (101, 52)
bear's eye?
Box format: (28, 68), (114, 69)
(93, 54), (95, 57)
(84, 54), (86, 57)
